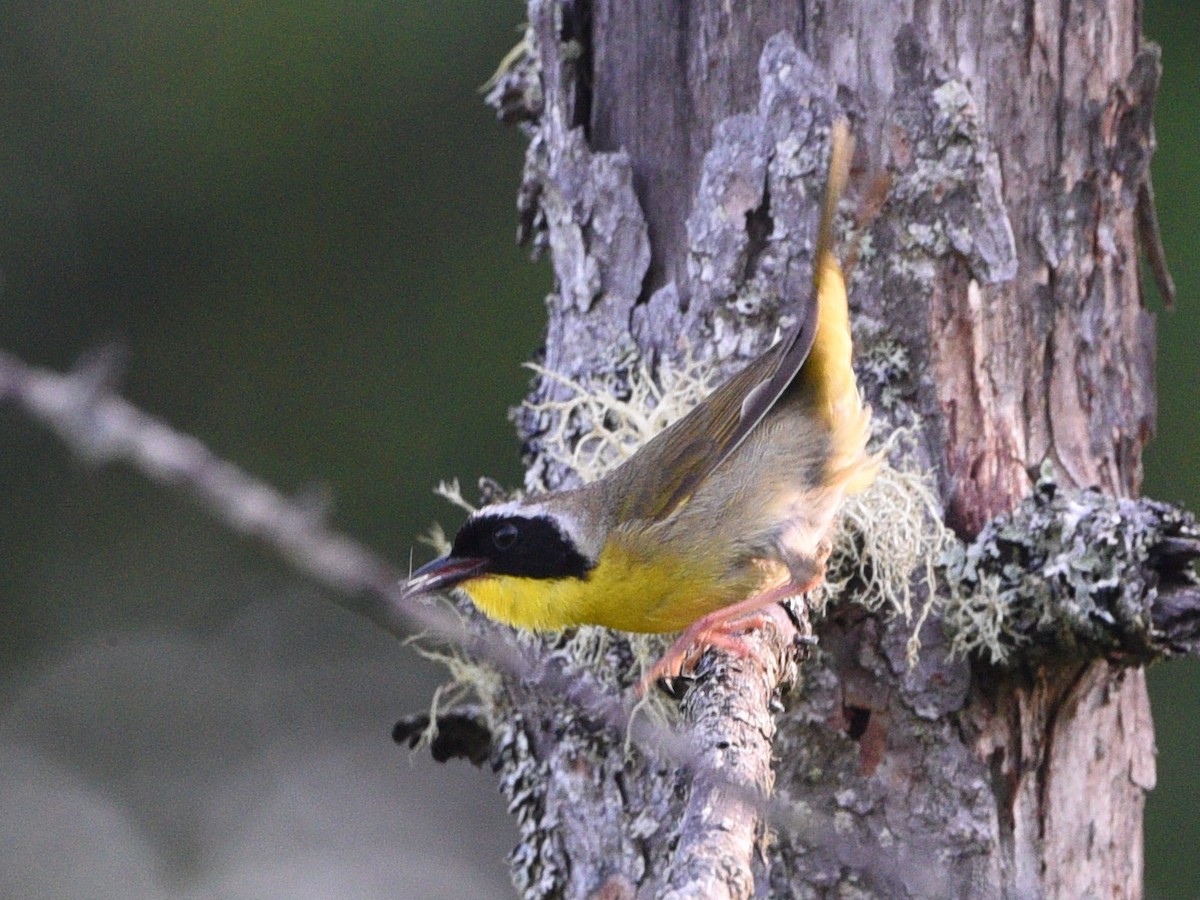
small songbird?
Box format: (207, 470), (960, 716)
(404, 121), (876, 689)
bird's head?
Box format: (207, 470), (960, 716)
(402, 498), (603, 629)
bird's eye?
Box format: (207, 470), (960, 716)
(493, 522), (519, 550)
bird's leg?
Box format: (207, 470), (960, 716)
(638, 575), (818, 696)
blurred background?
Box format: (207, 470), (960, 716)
(0, 3), (1195, 898)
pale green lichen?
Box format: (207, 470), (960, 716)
(817, 434), (955, 667)
(939, 468), (1197, 665)
(480, 33), (532, 94)
(433, 477), (478, 515)
(404, 640), (504, 749)
(521, 348), (720, 486)
(414, 479), (471, 559)
(939, 554), (1016, 665)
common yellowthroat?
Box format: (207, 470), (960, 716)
(404, 121), (876, 686)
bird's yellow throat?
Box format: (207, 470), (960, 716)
(461, 536), (746, 634)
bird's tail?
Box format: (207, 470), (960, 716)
(800, 120), (878, 496)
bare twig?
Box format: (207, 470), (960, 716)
(0, 347), (645, 726)
(1138, 178), (1177, 309)
(0, 347), (793, 870)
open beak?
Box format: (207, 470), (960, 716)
(402, 555), (489, 597)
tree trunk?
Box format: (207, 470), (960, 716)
(480, 1), (1163, 896)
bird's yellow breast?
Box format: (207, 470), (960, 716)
(461, 534), (753, 634)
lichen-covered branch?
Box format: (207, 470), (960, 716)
(943, 473), (1200, 664)
(661, 608), (805, 900)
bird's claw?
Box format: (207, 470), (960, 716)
(635, 613), (774, 697)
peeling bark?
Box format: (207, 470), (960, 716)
(472, 1), (1179, 897)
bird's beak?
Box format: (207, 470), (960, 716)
(402, 555), (489, 597)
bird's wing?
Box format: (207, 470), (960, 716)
(608, 120), (852, 524)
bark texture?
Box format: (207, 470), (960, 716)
(476, 1), (1170, 896)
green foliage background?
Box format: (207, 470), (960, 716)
(0, 3), (1195, 896)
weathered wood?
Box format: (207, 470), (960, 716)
(477, 0), (1171, 896)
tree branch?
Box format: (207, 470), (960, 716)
(943, 473), (1200, 664)
(0, 347), (634, 732)
(0, 345), (808, 895)
(661, 607), (804, 899)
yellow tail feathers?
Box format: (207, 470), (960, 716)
(802, 122), (877, 496)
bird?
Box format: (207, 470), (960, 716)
(403, 120), (876, 691)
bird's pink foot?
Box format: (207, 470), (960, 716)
(636, 579), (812, 696)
